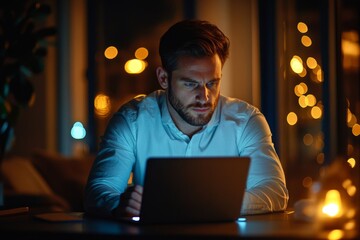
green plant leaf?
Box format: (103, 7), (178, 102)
(9, 74), (34, 107)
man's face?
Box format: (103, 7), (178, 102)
(167, 54), (222, 127)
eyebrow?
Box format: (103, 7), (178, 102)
(180, 77), (221, 83)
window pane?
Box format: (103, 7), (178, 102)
(278, 0), (360, 208)
(280, 1), (325, 204)
(340, 0), (360, 203)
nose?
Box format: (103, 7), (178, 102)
(196, 85), (209, 104)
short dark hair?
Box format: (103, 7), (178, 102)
(159, 19), (230, 73)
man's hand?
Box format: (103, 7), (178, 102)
(113, 185), (143, 217)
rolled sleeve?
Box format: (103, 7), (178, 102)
(238, 112), (289, 215)
(84, 113), (135, 217)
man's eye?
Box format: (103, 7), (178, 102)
(207, 81), (218, 88)
(184, 82), (197, 88)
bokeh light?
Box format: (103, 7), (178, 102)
(311, 106), (322, 119)
(287, 112), (298, 125)
(306, 57), (317, 69)
(294, 82), (308, 96)
(306, 94), (316, 107)
(104, 46), (118, 59)
(352, 123), (360, 136)
(327, 229), (344, 240)
(94, 93), (111, 117)
(298, 95), (308, 108)
(135, 47), (149, 60)
(297, 22), (308, 33)
(315, 68), (323, 82)
(303, 133), (313, 146)
(301, 35), (312, 47)
(347, 158), (356, 168)
(71, 122), (86, 140)
(290, 55), (304, 74)
(302, 176), (313, 188)
(124, 59), (146, 74)
(347, 110), (357, 127)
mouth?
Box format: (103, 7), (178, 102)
(192, 106), (210, 113)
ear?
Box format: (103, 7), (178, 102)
(156, 67), (169, 89)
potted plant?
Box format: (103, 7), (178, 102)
(0, 0), (56, 159)
(0, 0), (56, 206)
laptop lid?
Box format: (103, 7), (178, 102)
(138, 156), (250, 224)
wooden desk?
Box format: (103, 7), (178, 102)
(0, 211), (358, 239)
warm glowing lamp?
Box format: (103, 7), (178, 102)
(295, 159), (357, 231)
(314, 160), (358, 230)
(317, 188), (352, 230)
(321, 190), (342, 218)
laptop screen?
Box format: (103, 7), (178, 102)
(139, 156), (250, 224)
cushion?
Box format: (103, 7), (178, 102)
(30, 151), (95, 211)
(1, 156), (70, 211)
(1, 157), (53, 195)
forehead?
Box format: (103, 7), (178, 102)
(175, 55), (222, 73)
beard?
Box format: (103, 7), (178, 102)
(168, 85), (218, 126)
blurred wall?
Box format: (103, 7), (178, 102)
(196, 0), (261, 107)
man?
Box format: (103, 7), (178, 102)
(84, 19), (289, 218)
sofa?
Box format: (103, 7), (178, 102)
(1, 151), (95, 214)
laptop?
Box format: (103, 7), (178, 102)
(120, 156), (250, 224)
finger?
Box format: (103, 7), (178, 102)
(130, 191), (142, 204)
(115, 200), (140, 217)
(124, 206), (140, 216)
(134, 185), (143, 194)
(130, 185), (143, 203)
(128, 198), (141, 211)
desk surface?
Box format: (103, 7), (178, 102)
(0, 211), (358, 239)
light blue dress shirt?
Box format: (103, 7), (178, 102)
(85, 90), (289, 217)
